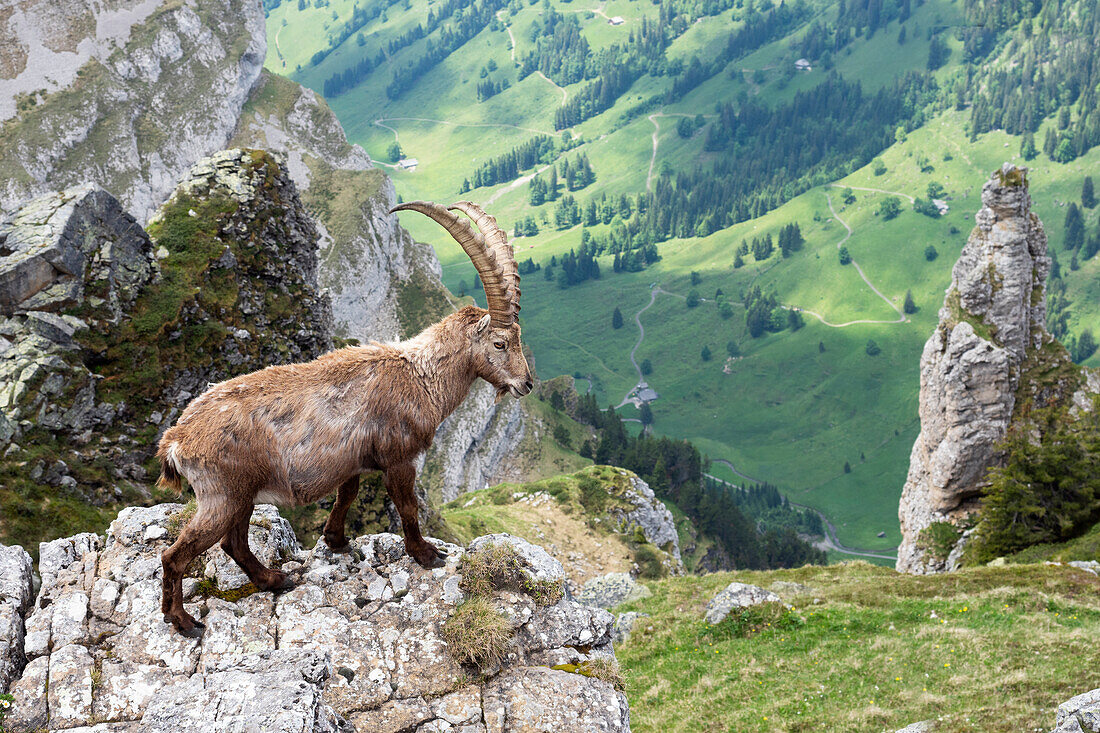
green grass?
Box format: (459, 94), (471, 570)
(616, 561), (1100, 732)
(266, 0), (1100, 552)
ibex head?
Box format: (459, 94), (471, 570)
(391, 200), (534, 399)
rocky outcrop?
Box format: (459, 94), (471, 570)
(0, 544), (33, 694)
(0, 150), (333, 530)
(1052, 688), (1100, 733)
(609, 475), (682, 567)
(704, 582), (783, 624)
(576, 573), (652, 609)
(1, 505), (630, 732)
(0, 0), (265, 223)
(897, 164), (1072, 574)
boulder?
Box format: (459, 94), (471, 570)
(2, 505), (630, 732)
(576, 573), (652, 609)
(704, 582), (783, 625)
(1052, 688), (1100, 733)
(611, 612), (650, 645)
(0, 544), (33, 693)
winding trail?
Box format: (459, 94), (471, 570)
(496, 10), (567, 104)
(645, 112), (716, 192)
(706, 461), (898, 561)
(828, 183), (915, 203)
(485, 163), (552, 206)
(786, 192), (907, 328)
(548, 334), (621, 378)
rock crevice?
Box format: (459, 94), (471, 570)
(0, 506), (629, 732)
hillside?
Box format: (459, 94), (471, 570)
(436, 466), (1100, 731)
(267, 0), (1100, 555)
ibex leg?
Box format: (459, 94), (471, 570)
(385, 463), (445, 568)
(322, 475), (359, 552)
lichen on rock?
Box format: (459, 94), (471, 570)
(1, 505), (630, 732)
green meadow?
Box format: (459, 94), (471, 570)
(266, 0), (1100, 553)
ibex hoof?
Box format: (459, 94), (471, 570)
(410, 543), (447, 569)
(324, 535), (352, 554)
(180, 623), (206, 639)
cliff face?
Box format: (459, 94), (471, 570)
(0, 0), (265, 223)
(0, 508), (630, 732)
(0, 149), (333, 546)
(0, 0), (537, 549)
(229, 69), (535, 512)
(896, 164), (1081, 573)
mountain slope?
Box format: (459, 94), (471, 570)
(266, 0), (1100, 551)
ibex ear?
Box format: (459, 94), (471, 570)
(476, 313), (492, 334)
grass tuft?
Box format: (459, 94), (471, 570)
(441, 597), (513, 668)
(166, 500), (197, 540)
(460, 542), (564, 606)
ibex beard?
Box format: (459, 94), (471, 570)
(155, 201), (532, 637)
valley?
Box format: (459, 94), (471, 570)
(265, 0), (1100, 553)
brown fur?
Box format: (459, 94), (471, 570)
(155, 305), (533, 635)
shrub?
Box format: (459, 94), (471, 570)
(917, 521), (962, 562)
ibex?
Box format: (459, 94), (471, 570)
(155, 201), (532, 636)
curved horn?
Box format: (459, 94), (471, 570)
(390, 201), (514, 326)
(448, 201), (520, 327)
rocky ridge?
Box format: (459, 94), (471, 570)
(0, 0), (266, 223)
(0, 149), (333, 541)
(0, 506), (630, 732)
(896, 164), (1092, 573)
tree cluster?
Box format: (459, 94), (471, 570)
(569, 394), (826, 569)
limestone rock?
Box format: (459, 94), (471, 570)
(611, 612), (649, 645)
(483, 666), (629, 733)
(468, 533), (566, 585)
(576, 573), (652, 609)
(1052, 688), (1100, 733)
(704, 582), (782, 625)
(0, 0), (266, 224)
(607, 475), (682, 569)
(3, 505), (630, 731)
(897, 164), (1076, 574)
(0, 544), (33, 693)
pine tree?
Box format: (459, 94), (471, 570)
(904, 289), (918, 314)
(612, 307), (624, 329)
(1020, 132), (1038, 160)
(700, 345), (712, 361)
(640, 403), (654, 425)
(1065, 203), (1085, 250)
(1083, 177), (1096, 209)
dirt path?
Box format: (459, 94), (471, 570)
(706, 461), (898, 561)
(497, 10), (567, 104)
(548, 334), (621, 378)
(829, 183), (915, 203)
(786, 192), (906, 328)
(485, 163), (552, 206)
(645, 112), (715, 192)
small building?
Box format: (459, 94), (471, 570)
(608, 16), (624, 25)
(637, 387), (659, 403)
(397, 158), (419, 170)
(932, 198), (949, 216)
(795, 58), (812, 71)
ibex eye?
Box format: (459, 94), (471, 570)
(494, 342), (506, 350)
